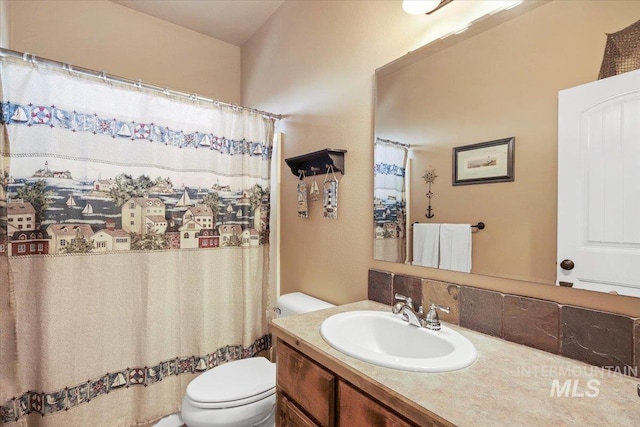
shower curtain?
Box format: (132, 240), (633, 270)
(0, 57), (276, 426)
(373, 139), (408, 263)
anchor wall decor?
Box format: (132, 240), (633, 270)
(422, 168), (437, 218)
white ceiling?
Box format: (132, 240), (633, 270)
(112, 0), (285, 47)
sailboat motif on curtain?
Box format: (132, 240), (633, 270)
(81, 201), (93, 215)
(175, 188), (193, 207)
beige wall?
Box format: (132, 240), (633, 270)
(0, 0), (10, 48)
(6, 0), (240, 103)
(243, 0), (640, 317)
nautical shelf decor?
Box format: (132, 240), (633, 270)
(284, 148), (347, 178)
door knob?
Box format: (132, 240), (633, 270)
(560, 259), (575, 270)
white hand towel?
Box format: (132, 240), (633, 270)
(412, 223), (440, 268)
(439, 224), (472, 273)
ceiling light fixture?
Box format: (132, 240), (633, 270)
(402, 0), (453, 15)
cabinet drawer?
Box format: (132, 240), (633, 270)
(277, 341), (335, 426)
(338, 381), (414, 427)
(277, 392), (320, 427)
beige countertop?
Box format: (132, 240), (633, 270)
(270, 300), (639, 427)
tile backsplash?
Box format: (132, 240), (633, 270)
(635, 319), (640, 374)
(503, 295), (559, 354)
(368, 269), (639, 378)
(561, 306), (634, 371)
(459, 286), (503, 338)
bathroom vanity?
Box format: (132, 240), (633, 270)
(270, 300), (639, 427)
(276, 340), (434, 426)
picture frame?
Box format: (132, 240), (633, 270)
(452, 137), (515, 186)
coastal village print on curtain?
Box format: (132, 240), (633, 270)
(0, 62), (272, 258)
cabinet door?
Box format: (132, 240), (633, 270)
(337, 381), (414, 427)
(277, 341), (335, 426)
(277, 392), (319, 427)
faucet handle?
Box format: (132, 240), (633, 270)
(394, 293), (413, 307)
(425, 303), (450, 330)
(430, 303), (450, 313)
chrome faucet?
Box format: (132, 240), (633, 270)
(392, 293), (424, 327)
(392, 293), (449, 330)
(424, 303), (450, 331)
(399, 304), (423, 327)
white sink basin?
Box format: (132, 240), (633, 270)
(320, 310), (477, 372)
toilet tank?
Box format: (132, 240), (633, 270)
(277, 292), (334, 317)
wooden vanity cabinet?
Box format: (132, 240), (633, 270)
(277, 393), (321, 427)
(337, 381), (413, 427)
(276, 340), (421, 427)
(276, 340), (335, 426)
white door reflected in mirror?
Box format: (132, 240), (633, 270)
(557, 68), (640, 298)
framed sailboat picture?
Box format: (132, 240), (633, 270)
(453, 137), (515, 186)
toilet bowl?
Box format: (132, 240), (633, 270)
(181, 292), (334, 427)
(181, 357), (276, 427)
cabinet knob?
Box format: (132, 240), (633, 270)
(560, 259), (575, 270)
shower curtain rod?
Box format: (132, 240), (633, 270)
(0, 47), (282, 120)
(376, 137), (411, 148)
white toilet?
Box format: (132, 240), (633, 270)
(180, 292), (334, 427)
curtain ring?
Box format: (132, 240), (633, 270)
(22, 53), (37, 64)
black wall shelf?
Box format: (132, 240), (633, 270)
(284, 148), (347, 178)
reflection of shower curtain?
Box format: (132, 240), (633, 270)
(373, 139), (408, 263)
(0, 57), (276, 426)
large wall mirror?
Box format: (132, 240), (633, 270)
(374, 0), (640, 289)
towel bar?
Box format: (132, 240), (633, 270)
(412, 222), (485, 230)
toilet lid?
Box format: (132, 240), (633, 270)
(186, 357), (276, 409)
